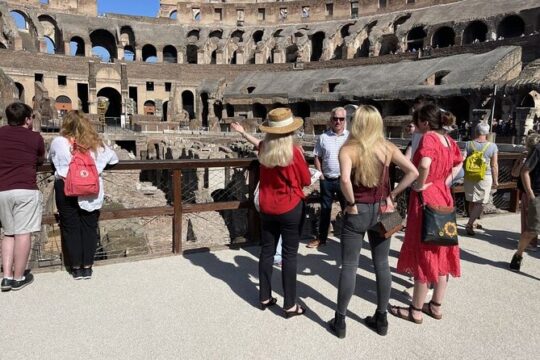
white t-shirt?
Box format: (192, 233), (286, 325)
(49, 136), (119, 211)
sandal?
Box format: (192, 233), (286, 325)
(260, 297), (277, 311)
(422, 300), (443, 320)
(284, 304), (306, 319)
(389, 304), (423, 324)
(465, 224), (476, 236)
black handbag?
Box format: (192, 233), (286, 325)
(417, 135), (458, 246)
(374, 153), (403, 238)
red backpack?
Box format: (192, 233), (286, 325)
(64, 141), (100, 197)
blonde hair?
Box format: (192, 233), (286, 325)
(60, 111), (103, 152)
(258, 133), (294, 168)
(344, 105), (388, 187)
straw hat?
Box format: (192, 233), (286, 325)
(259, 108), (303, 134)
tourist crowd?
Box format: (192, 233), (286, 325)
(0, 99), (538, 338)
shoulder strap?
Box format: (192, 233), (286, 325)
(480, 142), (490, 154)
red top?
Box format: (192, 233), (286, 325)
(0, 125), (45, 192)
(352, 165), (390, 204)
(259, 145), (311, 215)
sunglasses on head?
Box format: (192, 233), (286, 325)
(332, 117), (345, 122)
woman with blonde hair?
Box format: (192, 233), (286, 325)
(233, 108), (311, 317)
(328, 105), (418, 338)
(49, 111), (118, 280)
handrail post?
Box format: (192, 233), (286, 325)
(248, 160), (260, 243)
(172, 169), (183, 253)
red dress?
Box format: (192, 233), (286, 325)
(397, 132), (463, 283)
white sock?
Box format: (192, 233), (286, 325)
(4, 277), (13, 280)
(14, 276), (25, 281)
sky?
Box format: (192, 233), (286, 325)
(97, 0), (159, 17)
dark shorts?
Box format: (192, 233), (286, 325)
(527, 197), (540, 233)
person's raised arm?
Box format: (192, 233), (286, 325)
(339, 146), (357, 214)
(230, 122), (261, 148)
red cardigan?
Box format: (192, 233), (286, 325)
(259, 146), (311, 215)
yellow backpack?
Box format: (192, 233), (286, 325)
(464, 141), (490, 182)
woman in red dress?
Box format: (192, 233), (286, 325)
(391, 104), (463, 323)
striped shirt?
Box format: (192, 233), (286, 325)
(313, 129), (349, 179)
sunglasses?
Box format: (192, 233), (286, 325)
(332, 117), (345, 122)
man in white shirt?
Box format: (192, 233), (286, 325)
(308, 107), (349, 249)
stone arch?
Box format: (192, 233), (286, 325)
(210, 50), (217, 64)
(310, 31), (325, 61)
(253, 30), (264, 43)
(90, 29), (117, 61)
(120, 25), (135, 47)
(407, 26), (426, 51)
(10, 10), (29, 30)
(38, 14), (63, 54)
(163, 45), (177, 63)
(186, 44), (198, 64)
(187, 29), (199, 41)
(55, 95), (72, 114)
(462, 20), (488, 44)
(432, 26), (455, 48)
(231, 30), (244, 43)
(144, 100), (156, 115)
(142, 44), (157, 63)
(182, 90), (195, 119)
(340, 23), (354, 38)
(15, 82), (24, 102)
(169, 10), (178, 20)
(209, 29), (223, 39)
(393, 14), (411, 32)
(379, 34), (399, 55)
(286, 44), (298, 63)
(497, 15), (525, 38)
(96, 87), (122, 119)
(253, 103), (267, 119)
(355, 38), (370, 58)
(70, 36), (85, 56)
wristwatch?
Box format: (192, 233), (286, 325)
(346, 201), (355, 207)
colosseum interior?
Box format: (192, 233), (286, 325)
(0, 0), (539, 259)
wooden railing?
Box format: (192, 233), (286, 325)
(38, 158), (260, 254)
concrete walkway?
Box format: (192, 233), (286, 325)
(1, 213), (538, 360)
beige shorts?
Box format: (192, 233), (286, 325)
(0, 189), (43, 235)
(464, 175), (493, 204)
(527, 197), (540, 233)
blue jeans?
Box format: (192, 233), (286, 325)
(319, 178), (346, 242)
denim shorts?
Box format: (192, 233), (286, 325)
(0, 189), (43, 235)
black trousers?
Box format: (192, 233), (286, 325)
(259, 201), (304, 309)
(54, 179), (99, 268)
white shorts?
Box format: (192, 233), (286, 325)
(0, 189), (43, 235)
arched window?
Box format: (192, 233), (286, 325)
(310, 32), (325, 61)
(44, 36), (55, 54)
(144, 100), (156, 115)
(463, 21), (488, 44)
(407, 26), (426, 51)
(10, 11), (28, 30)
(497, 15), (525, 38)
(253, 30), (264, 43)
(432, 27), (455, 48)
(90, 29), (117, 61)
(163, 45), (177, 63)
(124, 45), (135, 61)
(70, 36), (85, 56)
(379, 34), (399, 55)
(169, 10), (178, 20)
(186, 44), (198, 64)
(142, 44), (157, 63)
(182, 91), (195, 119)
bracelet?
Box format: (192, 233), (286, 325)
(346, 201), (355, 207)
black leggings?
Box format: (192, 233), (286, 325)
(259, 201), (304, 309)
(54, 179), (99, 268)
(337, 203), (392, 315)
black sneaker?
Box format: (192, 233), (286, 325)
(72, 268), (84, 280)
(82, 268), (93, 280)
(1, 278), (14, 292)
(11, 273), (34, 291)
(509, 253), (522, 272)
